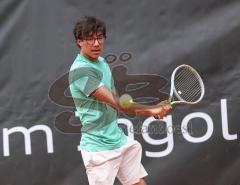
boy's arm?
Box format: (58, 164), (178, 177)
(92, 86), (171, 118)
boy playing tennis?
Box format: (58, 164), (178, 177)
(69, 16), (172, 185)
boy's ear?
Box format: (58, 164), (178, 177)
(76, 39), (83, 47)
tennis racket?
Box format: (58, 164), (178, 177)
(168, 64), (205, 105)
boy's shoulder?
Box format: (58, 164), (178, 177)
(70, 57), (89, 71)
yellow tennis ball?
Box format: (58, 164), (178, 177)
(119, 94), (133, 108)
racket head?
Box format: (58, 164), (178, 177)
(170, 64), (205, 105)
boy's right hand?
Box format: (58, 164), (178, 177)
(154, 100), (172, 119)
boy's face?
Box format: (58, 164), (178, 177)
(77, 32), (105, 62)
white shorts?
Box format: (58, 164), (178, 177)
(80, 137), (148, 185)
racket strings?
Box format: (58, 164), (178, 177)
(176, 81), (201, 102)
(181, 77), (201, 101)
(174, 68), (202, 102)
(175, 69), (199, 91)
(176, 76), (201, 100)
(176, 75), (201, 102)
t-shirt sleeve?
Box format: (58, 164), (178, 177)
(69, 66), (104, 97)
(111, 78), (117, 94)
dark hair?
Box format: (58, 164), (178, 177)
(73, 16), (106, 48)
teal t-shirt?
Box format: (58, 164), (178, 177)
(69, 54), (127, 151)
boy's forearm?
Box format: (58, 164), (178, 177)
(120, 102), (164, 116)
(113, 92), (165, 116)
(92, 86), (165, 117)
